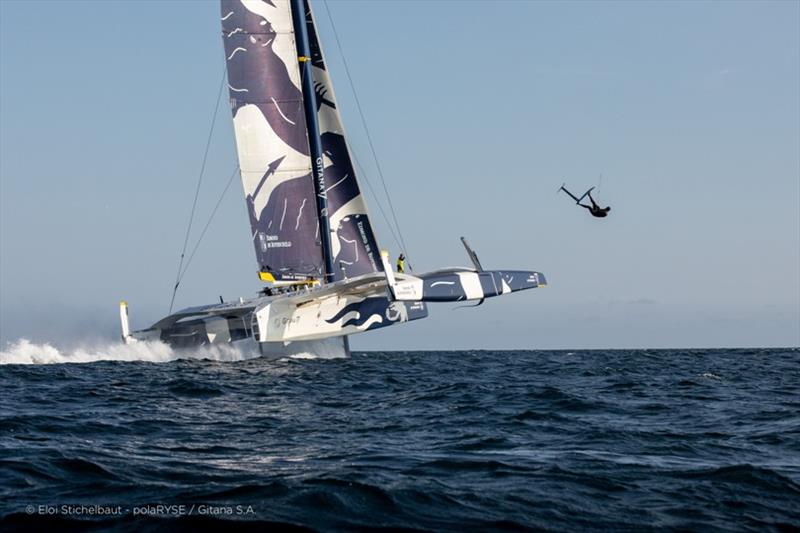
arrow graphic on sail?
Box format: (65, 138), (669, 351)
(252, 155), (286, 201)
(247, 155), (286, 241)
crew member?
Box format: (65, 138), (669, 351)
(579, 192), (611, 218)
(559, 185), (611, 218)
(396, 253), (405, 273)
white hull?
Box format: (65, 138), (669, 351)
(121, 263), (544, 354)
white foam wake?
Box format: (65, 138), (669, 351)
(0, 338), (261, 365)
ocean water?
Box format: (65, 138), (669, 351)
(1, 343), (798, 531)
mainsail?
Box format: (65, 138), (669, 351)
(222, 0), (384, 283)
(221, 0), (323, 281)
(304, 0), (383, 281)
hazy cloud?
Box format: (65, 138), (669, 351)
(609, 298), (658, 306)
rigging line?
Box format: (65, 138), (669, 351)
(178, 165), (240, 283)
(303, 54), (402, 260)
(350, 150), (403, 253)
(168, 62), (227, 314)
(306, 47), (402, 256)
(294, 34), (402, 263)
(321, 0), (414, 270)
(305, 5), (402, 263)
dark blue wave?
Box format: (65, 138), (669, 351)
(1, 348), (799, 531)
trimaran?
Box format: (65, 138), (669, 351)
(120, 0), (547, 357)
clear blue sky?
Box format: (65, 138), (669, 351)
(1, 0), (798, 350)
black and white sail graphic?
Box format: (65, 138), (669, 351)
(221, 0), (323, 281)
(304, 0), (383, 281)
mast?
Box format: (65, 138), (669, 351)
(303, 0), (384, 280)
(291, 0), (334, 283)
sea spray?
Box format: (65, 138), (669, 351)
(0, 338), (259, 365)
